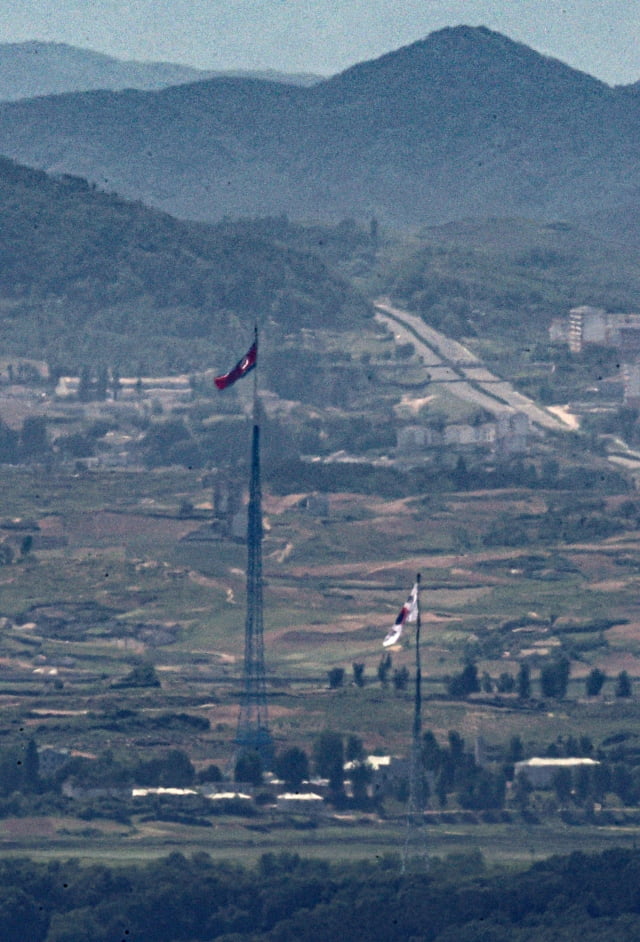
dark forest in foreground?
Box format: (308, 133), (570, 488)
(5, 847), (640, 942)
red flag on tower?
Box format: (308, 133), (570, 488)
(214, 337), (257, 390)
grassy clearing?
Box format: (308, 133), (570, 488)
(1, 813), (639, 869)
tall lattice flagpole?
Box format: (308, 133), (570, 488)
(402, 572), (428, 871)
(235, 327), (272, 766)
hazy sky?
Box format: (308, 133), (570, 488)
(0, 0), (638, 85)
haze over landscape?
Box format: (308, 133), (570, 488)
(3, 12), (640, 941)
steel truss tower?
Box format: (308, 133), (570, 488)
(235, 413), (273, 766)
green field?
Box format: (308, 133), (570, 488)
(2, 461), (640, 864)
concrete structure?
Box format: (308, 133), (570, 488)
(559, 306), (640, 355)
(276, 792), (324, 812)
(344, 755), (409, 798)
(397, 412), (528, 457)
(132, 787), (199, 797)
(624, 359), (640, 407)
(298, 493), (330, 516)
(514, 757), (599, 789)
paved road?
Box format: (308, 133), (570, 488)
(374, 300), (571, 433)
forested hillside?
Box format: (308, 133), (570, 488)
(0, 158), (371, 372)
(382, 217), (640, 340)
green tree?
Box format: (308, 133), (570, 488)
(481, 671), (493, 693)
(553, 766), (572, 805)
(345, 735), (365, 763)
(377, 653), (392, 686)
(196, 763), (222, 784)
(350, 761), (373, 807)
(497, 671), (515, 693)
(393, 666), (409, 691)
(95, 364), (109, 400)
(235, 750), (263, 787)
(612, 762), (635, 803)
(517, 662), (531, 699)
(0, 887), (47, 942)
(512, 772), (531, 812)
(114, 661), (160, 688)
(447, 662), (480, 699)
(20, 416), (48, 458)
(313, 731), (344, 796)
(452, 454), (469, 489)
(0, 543), (13, 566)
(507, 735), (524, 763)
(573, 764), (595, 806)
(160, 749), (195, 787)
(0, 421), (19, 463)
(77, 364), (93, 402)
(274, 747), (309, 789)
(540, 657), (570, 699)
(111, 366), (122, 401)
(616, 670), (632, 698)
(0, 747), (22, 795)
(327, 667), (344, 689)
(585, 668), (606, 697)
(422, 730), (442, 772)
(23, 739), (40, 792)
(352, 662), (365, 687)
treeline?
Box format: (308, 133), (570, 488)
(3, 847), (640, 941)
(330, 655), (632, 705)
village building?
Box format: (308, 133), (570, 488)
(397, 412), (528, 458)
(344, 755), (409, 798)
(514, 757), (600, 789)
(549, 306), (640, 355)
(276, 792), (324, 813)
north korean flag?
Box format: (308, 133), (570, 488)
(214, 339), (257, 390)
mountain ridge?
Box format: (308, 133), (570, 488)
(0, 26), (636, 232)
(0, 40), (322, 101)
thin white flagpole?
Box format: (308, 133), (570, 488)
(402, 572), (428, 873)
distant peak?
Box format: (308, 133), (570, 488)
(320, 24), (607, 93)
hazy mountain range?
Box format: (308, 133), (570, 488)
(0, 41), (321, 100)
(0, 26), (637, 236)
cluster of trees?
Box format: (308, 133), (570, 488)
(236, 732), (370, 807)
(582, 667), (632, 698)
(422, 730), (506, 811)
(0, 414), (124, 466)
(266, 450), (628, 504)
(483, 494), (633, 549)
(0, 741), (215, 801)
(326, 656), (409, 693)
(325, 654), (632, 705)
(0, 415), (50, 464)
(446, 658), (633, 703)
(4, 845), (640, 941)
